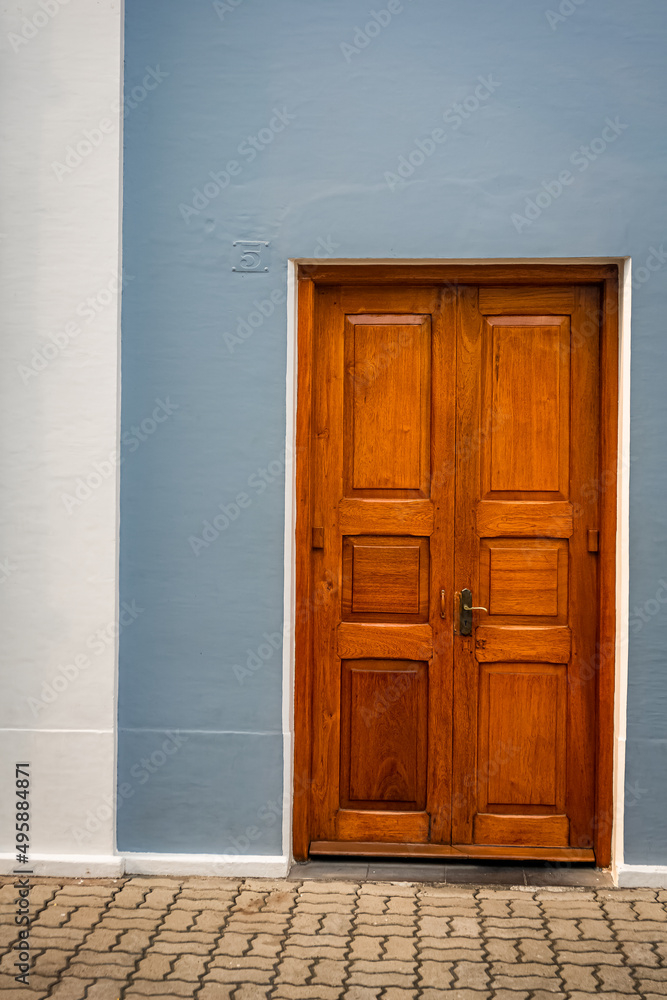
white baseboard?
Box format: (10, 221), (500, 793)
(0, 854), (124, 877)
(616, 864), (667, 888)
(121, 853), (290, 877)
(0, 852), (290, 879)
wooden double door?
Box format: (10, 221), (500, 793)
(296, 271), (615, 863)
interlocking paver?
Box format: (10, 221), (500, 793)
(2, 874), (665, 999)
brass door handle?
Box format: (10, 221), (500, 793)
(440, 589), (446, 619)
(458, 588), (487, 636)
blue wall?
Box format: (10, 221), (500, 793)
(120, 0), (667, 861)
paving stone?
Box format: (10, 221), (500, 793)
(126, 877), (183, 888)
(82, 927), (121, 950)
(449, 916), (481, 936)
(337, 989), (382, 1000)
(210, 954), (275, 972)
(552, 937), (618, 952)
(346, 971), (413, 988)
(349, 917), (415, 936)
(348, 935), (382, 960)
(596, 965), (639, 992)
(493, 976), (562, 991)
(383, 935), (417, 961)
(299, 881), (360, 894)
(417, 914), (450, 937)
(320, 912), (353, 935)
(133, 953), (173, 980)
(419, 946), (482, 962)
(361, 883), (416, 897)
(46, 978), (96, 1000)
(262, 889), (297, 912)
(511, 898), (543, 918)
(453, 959), (490, 989)
(355, 896), (385, 914)
(197, 986), (236, 1000)
(125, 981), (194, 997)
(421, 992), (492, 1000)
(289, 912), (322, 935)
(479, 898), (511, 917)
(85, 981), (127, 1000)
(192, 910), (227, 933)
(516, 937), (553, 962)
(205, 966), (274, 984)
(621, 941), (660, 965)
(107, 887), (146, 908)
(548, 917), (581, 939)
(418, 935), (484, 954)
(298, 901), (356, 915)
(168, 953), (209, 981)
(483, 937), (518, 962)
(180, 877), (240, 890)
(310, 958), (348, 985)
(272, 987), (341, 1000)
(284, 943), (347, 961)
(560, 962), (598, 991)
(418, 959), (455, 988)
(384, 896), (416, 915)
(0, 990), (50, 1000)
(113, 928), (153, 952)
(246, 932), (284, 959)
(273, 956), (312, 983)
(638, 986), (667, 998)
(30, 946), (75, 975)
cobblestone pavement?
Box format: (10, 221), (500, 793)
(2, 876), (667, 999)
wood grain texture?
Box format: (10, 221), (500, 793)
(337, 623), (433, 659)
(476, 500), (573, 537)
(479, 286), (575, 313)
(340, 660), (427, 809)
(473, 814), (569, 848)
(474, 626), (572, 663)
(342, 536), (429, 621)
(310, 840), (594, 861)
(339, 498), (434, 535)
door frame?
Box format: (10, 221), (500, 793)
(290, 260), (624, 868)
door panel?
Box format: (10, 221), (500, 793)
(310, 285), (455, 847)
(452, 285), (599, 851)
(306, 278), (602, 860)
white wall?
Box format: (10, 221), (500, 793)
(0, 0), (123, 874)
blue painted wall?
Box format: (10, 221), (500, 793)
(120, 0), (667, 861)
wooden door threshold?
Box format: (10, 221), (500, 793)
(310, 841), (596, 863)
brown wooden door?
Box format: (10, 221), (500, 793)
(303, 278), (603, 861)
